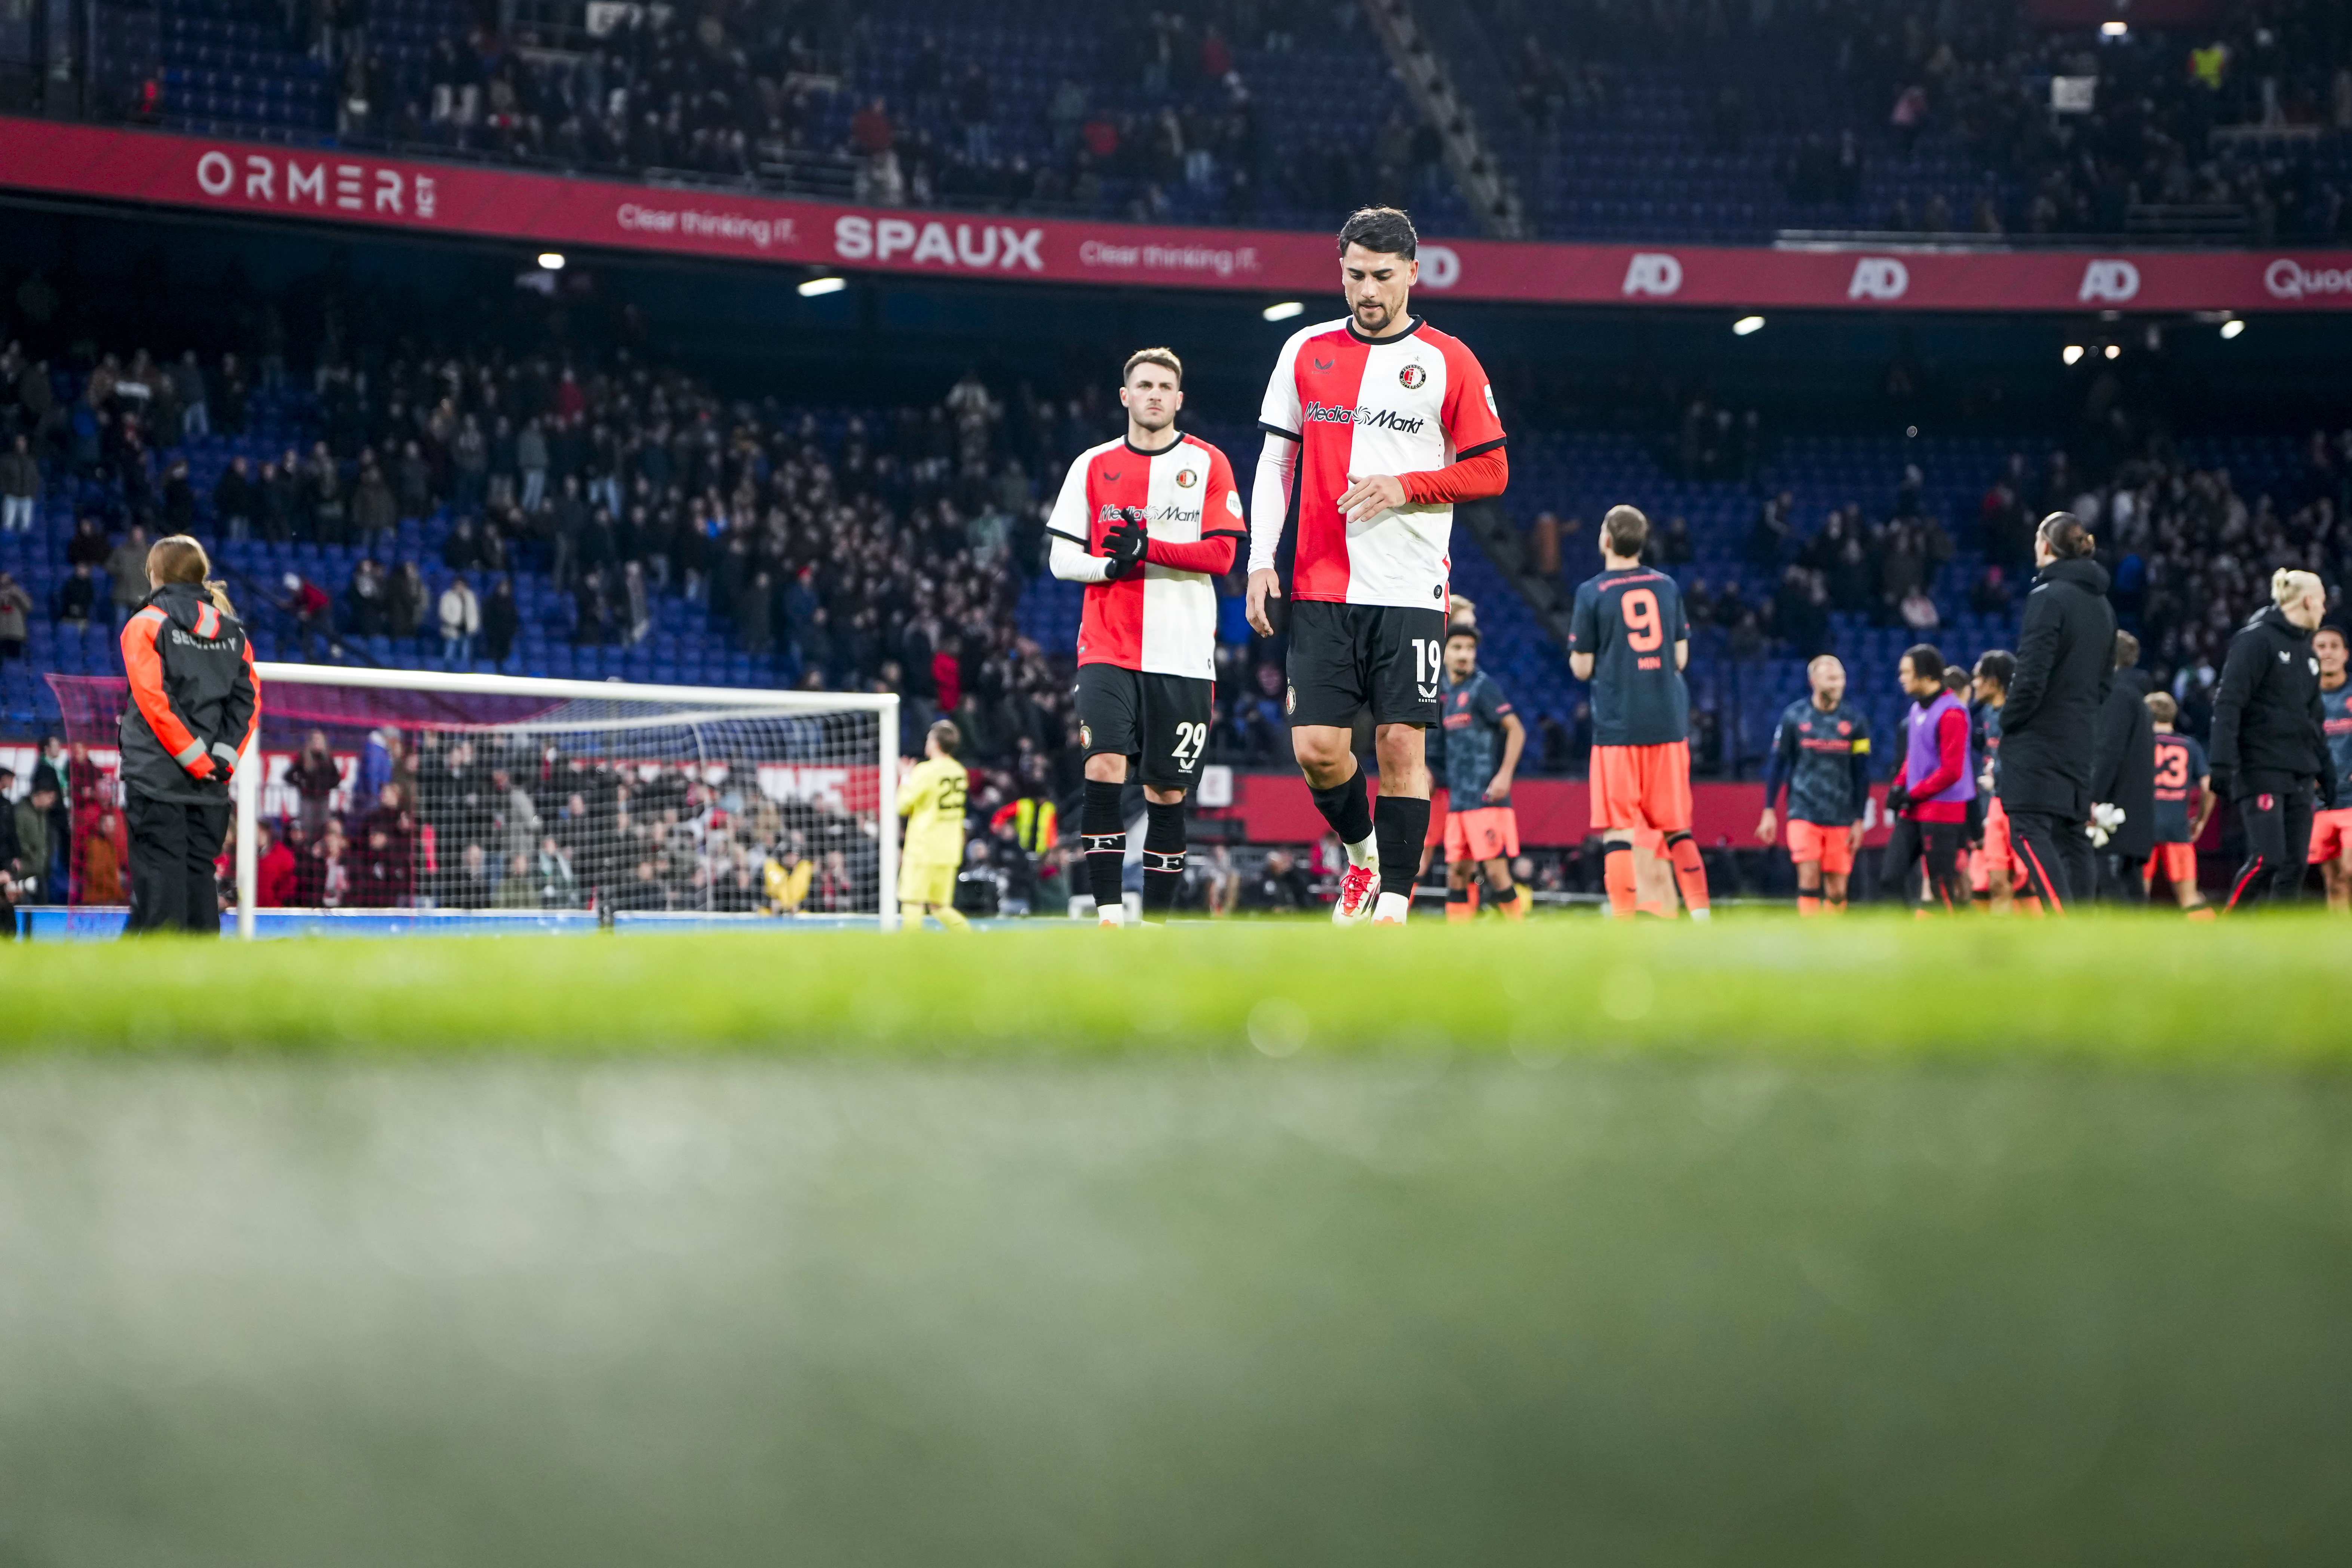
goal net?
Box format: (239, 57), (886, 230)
(47, 667), (900, 933)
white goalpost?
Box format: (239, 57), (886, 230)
(234, 664), (901, 939)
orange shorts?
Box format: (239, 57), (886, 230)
(1425, 787), (1450, 848)
(2148, 841), (2199, 886)
(1590, 741), (1692, 835)
(2309, 808), (2352, 864)
(1446, 804), (1520, 864)
(1980, 797), (2023, 884)
(1784, 817), (1855, 876)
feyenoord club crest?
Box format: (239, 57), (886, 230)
(1175, 468), (1198, 488)
(1399, 363), (1427, 389)
(1080, 722), (1093, 748)
(1285, 684), (1297, 715)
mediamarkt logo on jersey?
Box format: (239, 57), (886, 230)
(1303, 401), (1427, 435)
(1097, 500), (1203, 526)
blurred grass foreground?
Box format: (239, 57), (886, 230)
(1, 919), (2348, 1565)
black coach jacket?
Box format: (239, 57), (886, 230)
(118, 581), (261, 805)
(1997, 557), (2114, 822)
(2210, 604), (2330, 802)
(2090, 665), (2156, 859)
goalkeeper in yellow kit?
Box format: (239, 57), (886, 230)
(898, 719), (973, 930)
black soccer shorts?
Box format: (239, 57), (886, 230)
(1074, 663), (1214, 790)
(1283, 599), (1447, 729)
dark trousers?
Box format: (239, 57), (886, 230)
(1883, 817), (1967, 911)
(2225, 782), (2314, 911)
(2006, 808), (2096, 914)
(125, 794), (230, 935)
(2098, 852), (2149, 903)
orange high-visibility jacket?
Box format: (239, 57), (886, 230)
(118, 581), (261, 804)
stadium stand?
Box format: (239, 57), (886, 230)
(80, 0), (2352, 245)
(0, 341), (1071, 764)
(1458, 0), (2352, 244)
(7, 277), (2342, 799)
(13, 4), (2352, 915)
(90, 0), (1476, 236)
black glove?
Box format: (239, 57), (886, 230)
(2209, 768), (2236, 805)
(1882, 779), (1910, 819)
(1102, 506), (1149, 580)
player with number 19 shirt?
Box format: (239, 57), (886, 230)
(1244, 205), (1509, 925)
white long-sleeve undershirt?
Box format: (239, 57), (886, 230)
(1047, 528), (1115, 584)
(1247, 430), (1296, 575)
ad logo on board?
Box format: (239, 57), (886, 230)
(1847, 257), (1910, 300)
(1622, 253), (1684, 297)
(2079, 259), (2141, 303)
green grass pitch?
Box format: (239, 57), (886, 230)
(3, 917), (2349, 1564)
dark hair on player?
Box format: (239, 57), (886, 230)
(1337, 206), (1418, 260)
(1444, 619), (1479, 644)
(927, 719), (961, 756)
(1903, 644), (1947, 684)
(1122, 347), (1182, 386)
(2144, 690), (2180, 725)
(2037, 511), (2095, 559)
(1974, 650), (2017, 691)
(1942, 666), (1971, 694)
(1602, 504), (1649, 558)
(2112, 629), (2141, 671)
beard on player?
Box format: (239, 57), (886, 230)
(1338, 206), (1421, 338)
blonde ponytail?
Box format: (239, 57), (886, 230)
(2273, 568), (2324, 610)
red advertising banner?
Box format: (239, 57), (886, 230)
(6, 117), (2352, 313)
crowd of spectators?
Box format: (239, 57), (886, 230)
(1885, 0), (2352, 240)
(1495, 0), (2352, 240)
(7, 297), (1102, 760)
(240, 722), (891, 917)
(362, 0), (1410, 228)
(0, 260), (1142, 917)
(1722, 489), (1962, 659)
(2030, 432), (2352, 742)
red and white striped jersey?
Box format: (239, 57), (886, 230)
(1257, 314), (1505, 609)
(1045, 432), (1242, 680)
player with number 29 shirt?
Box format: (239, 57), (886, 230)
(1568, 504), (1710, 920)
(1047, 347), (1242, 925)
(1244, 205), (1510, 925)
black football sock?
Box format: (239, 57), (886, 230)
(1308, 761), (1375, 852)
(1140, 799), (1186, 919)
(1083, 779), (1127, 915)
(1374, 795), (1430, 899)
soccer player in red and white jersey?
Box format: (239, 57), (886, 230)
(1244, 206), (1509, 924)
(1047, 347), (1243, 926)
